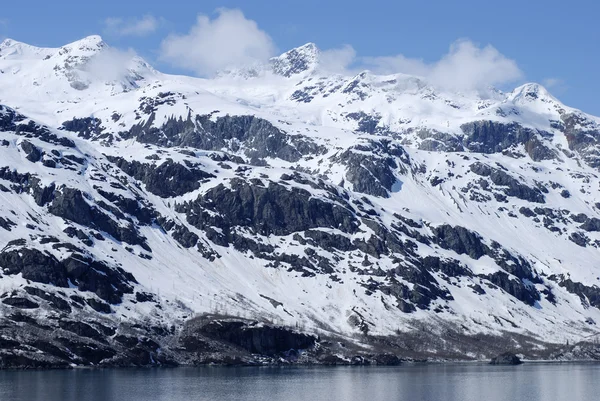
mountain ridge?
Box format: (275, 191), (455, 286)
(1, 36), (600, 368)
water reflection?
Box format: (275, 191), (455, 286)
(0, 363), (598, 401)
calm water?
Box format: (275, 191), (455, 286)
(0, 363), (598, 401)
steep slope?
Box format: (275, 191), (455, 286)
(1, 38), (600, 367)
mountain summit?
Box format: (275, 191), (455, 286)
(0, 34), (155, 105)
(0, 35), (107, 60)
(61, 34), (107, 52)
(270, 42), (320, 77)
(0, 36), (600, 368)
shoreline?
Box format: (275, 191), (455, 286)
(2, 357), (600, 372)
(1, 315), (599, 370)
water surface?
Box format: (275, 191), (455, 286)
(0, 363), (598, 401)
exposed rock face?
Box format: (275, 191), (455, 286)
(470, 162), (546, 203)
(415, 128), (464, 152)
(48, 187), (149, 250)
(0, 247), (135, 304)
(121, 114), (326, 163)
(61, 117), (105, 140)
(432, 225), (488, 259)
(197, 320), (317, 355)
(0, 248), (69, 287)
(107, 157), (214, 198)
(559, 112), (600, 168)
(484, 272), (540, 306)
(1, 105), (75, 148)
(0, 308), (175, 368)
(0, 217), (16, 231)
(490, 352), (523, 365)
(177, 177), (359, 245)
(461, 121), (556, 161)
(20, 140), (43, 162)
(552, 277), (600, 308)
(2, 297), (39, 309)
(271, 43), (319, 77)
(335, 139), (409, 197)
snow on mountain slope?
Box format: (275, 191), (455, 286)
(1, 37), (600, 367)
(0, 36), (158, 124)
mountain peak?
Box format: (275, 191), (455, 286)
(0, 38), (16, 48)
(0, 35), (108, 61)
(294, 42), (319, 54)
(0, 35), (155, 94)
(510, 83), (554, 103)
(0, 38), (57, 60)
(70, 34), (105, 46)
(59, 35), (107, 56)
(270, 42), (320, 77)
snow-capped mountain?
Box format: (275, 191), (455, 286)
(1, 36), (600, 367)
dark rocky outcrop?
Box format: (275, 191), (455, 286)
(304, 230), (355, 253)
(580, 217), (600, 232)
(413, 128), (464, 152)
(177, 178), (359, 243)
(61, 117), (104, 140)
(197, 320), (317, 356)
(58, 321), (104, 341)
(377, 263), (454, 312)
(483, 272), (539, 306)
(122, 113), (326, 163)
(490, 352), (522, 365)
(0, 248), (69, 287)
(461, 121), (555, 161)
(432, 225), (488, 259)
(429, 224), (541, 306)
(0, 105), (75, 148)
(569, 232), (588, 247)
(48, 187), (149, 249)
(271, 43), (318, 77)
(107, 157), (214, 198)
(20, 140), (43, 162)
(0, 248), (135, 305)
(2, 297), (40, 309)
(559, 112), (600, 168)
(24, 286), (72, 313)
(0, 217), (16, 231)
(550, 277), (600, 309)
(95, 189), (157, 225)
(334, 139), (409, 197)
(0, 167), (57, 207)
(470, 162), (545, 203)
(345, 112), (387, 135)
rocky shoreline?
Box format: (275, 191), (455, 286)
(1, 315), (599, 370)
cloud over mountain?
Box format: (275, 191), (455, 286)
(363, 39), (523, 91)
(160, 8), (276, 76)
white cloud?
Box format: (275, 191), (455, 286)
(160, 8), (276, 76)
(319, 45), (356, 74)
(84, 47), (138, 82)
(363, 40), (523, 91)
(542, 77), (568, 95)
(542, 78), (562, 88)
(362, 54), (428, 76)
(104, 15), (159, 37)
(157, 13), (521, 90)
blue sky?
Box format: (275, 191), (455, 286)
(1, 0), (598, 114)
